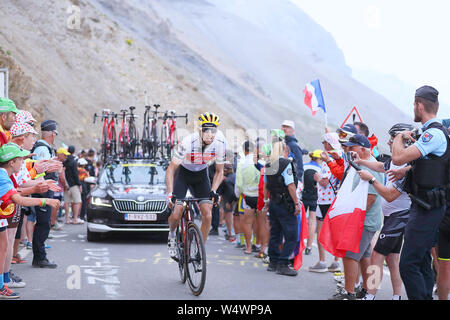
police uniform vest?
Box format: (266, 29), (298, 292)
(31, 141), (58, 181)
(265, 158), (298, 211)
(405, 122), (450, 208)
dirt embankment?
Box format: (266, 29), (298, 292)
(0, 0), (243, 150)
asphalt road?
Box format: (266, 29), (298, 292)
(11, 221), (404, 300)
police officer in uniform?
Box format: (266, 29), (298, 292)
(392, 85), (449, 300)
(31, 120), (59, 268)
(263, 138), (301, 276)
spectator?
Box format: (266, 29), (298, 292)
(77, 158), (90, 221)
(302, 150), (322, 256)
(329, 134), (384, 300)
(208, 161), (220, 236)
(0, 143), (60, 297)
(235, 141), (260, 254)
(217, 160), (237, 241)
(355, 123), (414, 300)
(281, 120), (304, 181)
(63, 145), (83, 224)
(309, 141), (341, 273)
(354, 121), (380, 159)
(320, 132), (345, 181)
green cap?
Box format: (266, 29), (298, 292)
(270, 129), (285, 139)
(0, 98), (20, 114)
(0, 143), (30, 163)
(261, 144), (272, 156)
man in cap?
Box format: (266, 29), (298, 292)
(281, 120), (304, 181)
(30, 120), (60, 268)
(391, 85), (449, 300)
(329, 134), (384, 299)
(0, 98), (20, 146)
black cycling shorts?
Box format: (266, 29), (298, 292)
(316, 204), (331, 221)
(173, 166), (211, 205)
(374, 209), (409, 256)
(303, 201), (317, 214)
(242, 196), (258, 210)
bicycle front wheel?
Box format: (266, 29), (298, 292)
(176, 224), (187, 284)
(186, 222), (207, 296)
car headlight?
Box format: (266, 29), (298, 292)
(91, 197), (112, 207)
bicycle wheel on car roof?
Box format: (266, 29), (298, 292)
(128, 122), (138, 158)
(185, 222), (206, 296)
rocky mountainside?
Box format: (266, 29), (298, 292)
(1, 0), (410, 153)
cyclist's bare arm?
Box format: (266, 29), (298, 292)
(211, 163), (224, 192)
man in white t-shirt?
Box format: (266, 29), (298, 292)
(355, 123), (415, 300)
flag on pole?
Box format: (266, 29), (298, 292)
(293, 203), (309, 270)
(303, 79), (326, 116)
(318, 167), (369, 258)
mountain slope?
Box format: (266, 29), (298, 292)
(90, 0), (411, 151)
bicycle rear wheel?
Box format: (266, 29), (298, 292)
(176, 223), (187, 284)
(186, 222), (207, 296)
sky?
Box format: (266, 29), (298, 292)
(291, 0), (450, 116)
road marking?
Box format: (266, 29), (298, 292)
(125, 258), (147, 263)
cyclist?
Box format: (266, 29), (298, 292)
(165, 112), (226, 259)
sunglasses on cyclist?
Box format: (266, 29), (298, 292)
(202, 127), (217, 134)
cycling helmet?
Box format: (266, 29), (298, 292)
(77, 158), (88, 166)
(198, 112), (220, 127)
(388, 123), (416, 137)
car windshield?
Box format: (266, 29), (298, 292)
(99, 163), (166, 185)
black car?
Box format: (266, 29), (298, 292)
(86, 159), (170, 241)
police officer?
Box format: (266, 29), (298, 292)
(391, 85), (449, 300)
(31, 120), (59, 268)
(263, 137), (301, 276)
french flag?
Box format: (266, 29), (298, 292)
(318, 168), (368, 258)
(303, 79), (326, 116)
(293, 203), (309, 270)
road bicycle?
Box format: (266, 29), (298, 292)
(127, 106), (140, 158)
(159, 110), (188, 160)
(94, 109), (118, 163)
(118, 107), (140, 159)
(118, 109), (131, 159)
(141, 104), (163, 160)
(171, 197), (208, 296)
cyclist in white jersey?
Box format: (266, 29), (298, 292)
(165, 112), (226, 258)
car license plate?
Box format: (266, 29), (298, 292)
(124, 214), (157, 221)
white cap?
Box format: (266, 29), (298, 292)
(282, 120), (295, 129)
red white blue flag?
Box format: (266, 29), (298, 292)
(318, 168), (368, 258)
(293, 203), (309, 270)
(303, 79), (326, 116)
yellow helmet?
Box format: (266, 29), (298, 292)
(198, 112), (220, 127)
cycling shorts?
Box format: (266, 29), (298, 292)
(242, 196), (258, 210)
(173, 165), (211, 205)
(374, 209), (409, 256)
(316, 204), (331, 221)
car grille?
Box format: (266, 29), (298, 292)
(112, 200), (167, 213)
